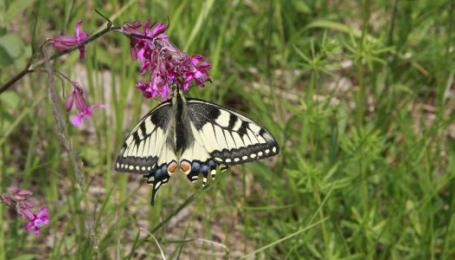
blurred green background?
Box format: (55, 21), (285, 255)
(1, 0), (455, 259)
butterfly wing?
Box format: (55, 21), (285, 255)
(115, 101), (177, 204)
(179, 98), (279, 183)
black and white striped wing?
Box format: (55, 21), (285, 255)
(181, 98), (279, 182)
(115, 101), (176, 204)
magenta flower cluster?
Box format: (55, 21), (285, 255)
(65, 82), (105, 127)
(1, 187), (49, 235)
(124, 20), (211, 100)
(48, 18), (211, 127)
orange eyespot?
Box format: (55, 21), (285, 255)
(180, 161), (191, 174)
(167, 161), (177, 175)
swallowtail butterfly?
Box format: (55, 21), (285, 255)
(115, 88), (279, 205)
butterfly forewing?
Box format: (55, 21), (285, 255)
(115, 101), (172, 174)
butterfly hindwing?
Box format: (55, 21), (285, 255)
(178, 98), (279, 183)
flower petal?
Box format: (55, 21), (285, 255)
(17, 207), (35, 221)
(75, 20), (89, 42)
(37, 208), (49, 219)
(49, 20), (89, 60)
(78, 46), (86, 60)
(49, 36), (78, 50)
(70, 104), (105, 128)
(24, 221), (34, 233)
(65, 93), (74, 111)
(122, 21), (142, 34)
(150, 23), (167, 38)
(70, 114), (84, 128)
(1, 194), (13, 207)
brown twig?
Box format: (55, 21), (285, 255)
(0, 20), (168, 96)
(0, 22), (117, 95)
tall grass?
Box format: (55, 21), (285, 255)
(1, 0), (454, 258)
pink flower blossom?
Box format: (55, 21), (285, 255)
(1, 187), (32, 206)
(17, 203), (35, 221)
(70, 104), (106, 127)
(24, 208), (49, 235)
(182, 55), (211, 90)
(124, 20), (211, 100)
(1, 187), (49, 235)
(49, 20), (89, 59)
(65, 82), (105, 128)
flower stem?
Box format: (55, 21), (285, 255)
(0, 188), (4, 260)
(359, 0), (372, 258)
(42, 46), (84, 191)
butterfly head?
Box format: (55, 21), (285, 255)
(170, 84), (183, 98)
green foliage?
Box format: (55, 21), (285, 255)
(0, 0), (455, 258)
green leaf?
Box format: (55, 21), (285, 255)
(0, 33), (30, 67)
(291, 0), (311, 14)
(11, 255), (37, 260)
(3, 0), (36, 25)
(0, 44), (13, 66)
(0, 33), (25, 58)
(0, 1), (5, 26)
(0, 91), (20, 109)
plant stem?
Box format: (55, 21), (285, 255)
(0, 182), (4, 260)
(359, 0), (371, 258)
(356, 0), (371, 127)
(42, 46), (84, 191)
(315, 188), (330, 258)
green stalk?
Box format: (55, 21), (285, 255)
(0, 168), (4, 260)
(314, 187), (330, 258)
(309, 70), (318, 162)
(356, 0), (370, 127)
(359, 0), (371, 258)
(442, 2), (455, 257)
(307, 47), (328, 256)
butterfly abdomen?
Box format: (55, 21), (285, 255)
(174, 93), (192, 153)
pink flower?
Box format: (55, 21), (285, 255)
(146, 21), (167, 39)
(49, 20), (89, 59)
(1, 187), (49, 235)
(136, 77), (170, 100)
(65, 82), (105, 128)
(1, 187), (32, 206)
(24, 208), (49, 235)
(17, 203), (35, 220)
(124, 20), (211, 100)
(70, 104), (106, 127)
(182, 55), (211, 90)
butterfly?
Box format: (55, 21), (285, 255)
(115, 87), (279, 205)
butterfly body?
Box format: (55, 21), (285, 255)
(115, 89), (279, 204)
